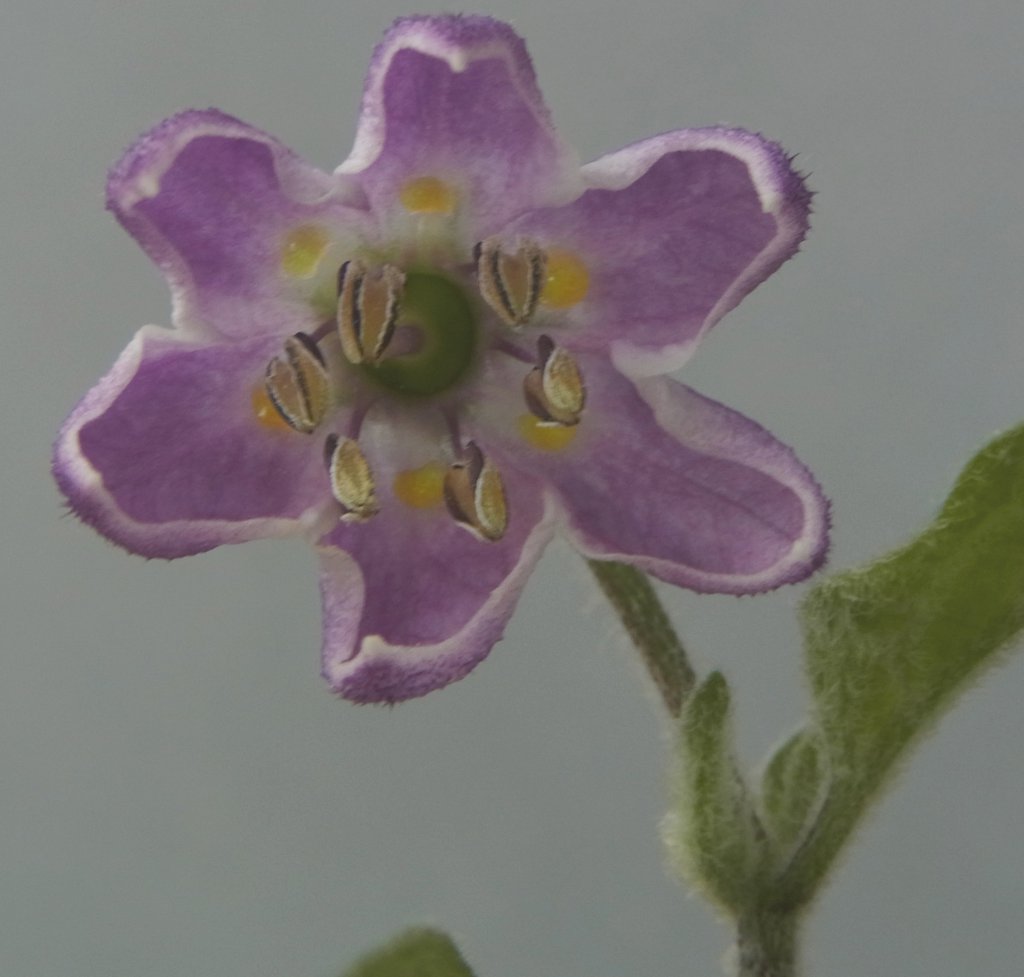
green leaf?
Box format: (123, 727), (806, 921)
(760, 728), (828, 858)
(776, 422), (1024, 907)
(665, 672), (767, 913)
(343, 928), (477, 977)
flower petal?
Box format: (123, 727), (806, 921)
(53, 327), (333, 559)
(511, 128), (811, 376)
(340, 14), (580, 234)
(488, 356), (828, 594)
(318, 455), (554, 704)
(108, 109), (369, 339)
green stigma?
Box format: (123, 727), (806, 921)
(366, 271), (477, 397)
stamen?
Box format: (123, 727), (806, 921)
(540, 248), (590, 308)
(324, 434), (378, 521)
(281, 225), (331, 279)
(523, 335), (586, 426)
(518, 414), (578, 452)
(474, 238), (546, 327)
(490, 336), (534, 364)
(393, 462), (446, 509)
(263, 332), (332, 434)
(337, 260), (405, 365)
(444, 442), (508, 542)
(399, 176), (457, 214)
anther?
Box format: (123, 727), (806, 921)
(263, 332), (332, 434)
(522, 335), (586, 426)
(474, 238), (546, 327)
(324, 434), (378, 521)
(336, 259), (405, 365)
(443, 442), (509, 542)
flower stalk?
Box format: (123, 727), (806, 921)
(588, 560), (696, 716)
(736, 910), (799, 977)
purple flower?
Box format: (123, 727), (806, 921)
(54, 15), (828, 703)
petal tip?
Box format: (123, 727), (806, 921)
(323, 633), (500, 706)
(105, 108), (251, 216)
(379, 14), (532, 68)
(317, 495), (556, 704)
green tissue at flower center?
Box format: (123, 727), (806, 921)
(365, 272), (477, 397)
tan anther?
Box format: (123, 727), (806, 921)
(474, 238), (547, 327)
(264, 332), (331, 434)
(324, 434), (378, 521)
(336, 259), (405, 365)
(443, 442), (509, 542)
(523, 335), (586, 426)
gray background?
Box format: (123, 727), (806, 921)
(3, 0), (1022, 975)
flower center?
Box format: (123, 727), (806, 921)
(359, 271), (478, 397)
(258, 211), (592, 539)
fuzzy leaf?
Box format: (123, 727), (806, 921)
(776, 422), (1024, 906)
(665, 672), (766, 912)
(343, 928), (476, 977)
(760, 728), (827, 857)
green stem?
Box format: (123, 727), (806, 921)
(736, 910), (800, 977)
(587, 560), (696, 716)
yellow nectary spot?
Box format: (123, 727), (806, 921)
(518, 413), (578, 452)
(399, 176), (457, 214)
(393, 462), (446, 509)
(281, 225), (330, 278)
(541, 248), (589, 308)
(251, 384), (292, 431)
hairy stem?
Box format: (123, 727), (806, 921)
(588, 560), (696, 716)
(736, 910), (799, 977)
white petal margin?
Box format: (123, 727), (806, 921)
(338, 14), (580, 203)
(565, 377), (830, 594)
(53, 325), (334, 560)
(110, 110), (342, 216)
(107, 108), (365, 342)
(318, 495), (557, 704)
(580, 127), (811, 378)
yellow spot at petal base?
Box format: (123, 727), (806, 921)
(251, 384), (292, 431)
(518, 413), (578, 452)
(399, 176), (457, 214)
(541, 248), (589, 308)
(393, 462), (446, 509)
(281, 225), (330, 278)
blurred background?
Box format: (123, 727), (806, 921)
(2, 0), (1022, 974)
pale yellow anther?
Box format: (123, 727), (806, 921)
(393, 462), (446, 509)
(475, 238), (546, 327)
(518, 413), (578, 452)
(281, 225), (331, 279)
(543, 346), (585, 417)
(399, 176), (458, 214)
(263, 333), (332, 434)
(523, 336), (586, 427)
(443, 443), (509, 542)
(337, 260), (405, 365)
(325, 435), (378, 521)
(475, 466), (507, 540)
(540, 248), (589, 308)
